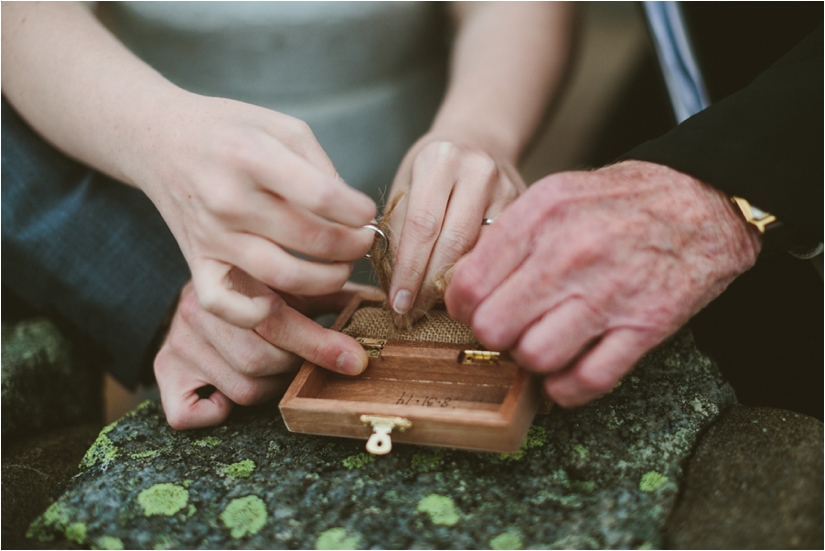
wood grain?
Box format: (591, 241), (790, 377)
(279, 292), (541, 453)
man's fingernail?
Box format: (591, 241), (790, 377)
(336, 351), (365, 375)
(392, 290), (412, 315)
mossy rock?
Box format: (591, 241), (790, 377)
(29, 331), (735, 549)
(1, 318), (102, 440)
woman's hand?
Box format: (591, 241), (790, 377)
(384, 133), (525, 326)
(2, 3), (378, 330)
(380, 2), (576, 326)
(138, 93), (378, 328)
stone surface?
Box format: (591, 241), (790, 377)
(664, 405), (824, 549)
(2, 423), (102, 550)
(28, 330), (735, 549)
(1, 318), (102, 440)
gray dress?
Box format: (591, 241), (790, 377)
(100, 1), (450, 203)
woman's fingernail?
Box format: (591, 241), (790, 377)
(392, 290), (412, 315)
(336, 351), (365, 375)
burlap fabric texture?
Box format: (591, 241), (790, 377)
(342, 307), (479, 345)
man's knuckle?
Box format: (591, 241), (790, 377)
(452, 266), (485, 303)
(473, 319), (504, 350)
(575, 369), (613, 394)
(516, 344), (544, 371)
(566, 235), (607, 266)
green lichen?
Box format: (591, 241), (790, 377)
(573, 444), (588, 460)
(65, 522), (87, 545)
(129, 450), (158, 459)
(187, 504), (197, 518)
(193, 436), (223, 448)
(639, 471), (668, 493)
(501, 425), (547, 460)
(152, 535), (179, 549)
(129, 400), (153, 413)
(79, 422), (119, 469)
(636, 542), (654, 550)
(342, 453), (374, 470)
(416, 494), (459, 526)
(26, 500), (70, 541)
(500, 449), (526, 461)
(182, 479), (193, 487)
(220, 495), (267, 539)
(224, 459), (256, 478)
(524, 425), (548, 448)
(490, 532), (523, 550)
(137, 483), (189, 516)
(410, 452), (442, 470)
(39, 501), (68, 526)
(92, 536), (124, 550)
(315, 527), (361, 550)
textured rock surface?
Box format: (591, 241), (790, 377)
(665, 405), (824, 549)
(1, 318), (102, 440)
(2, 423), (101, 550)
(28, 330), (735, 549)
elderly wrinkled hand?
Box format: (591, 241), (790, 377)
(445, 160), (761, 407)
(155, 270), (382, 429)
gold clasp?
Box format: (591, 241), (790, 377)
(458, 350), (500, 365)
(356, 338), (387, 358)
(359, 415), (412, 455)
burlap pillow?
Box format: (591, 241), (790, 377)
(342, 307), (478, 345)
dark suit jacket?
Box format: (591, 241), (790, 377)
(625, 26), (822, 242)
(617, 6), (822, 418)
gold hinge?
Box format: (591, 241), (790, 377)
(356, 338), (387, 358)
(359, 415), (412, 455)
(458, 350), (500, 365)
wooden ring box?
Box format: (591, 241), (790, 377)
(279, 293), (542, 455)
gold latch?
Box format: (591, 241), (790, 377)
(356, 338), (387, 358)
(458, 350), (500, 365)
(359, 415), (412, 455)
